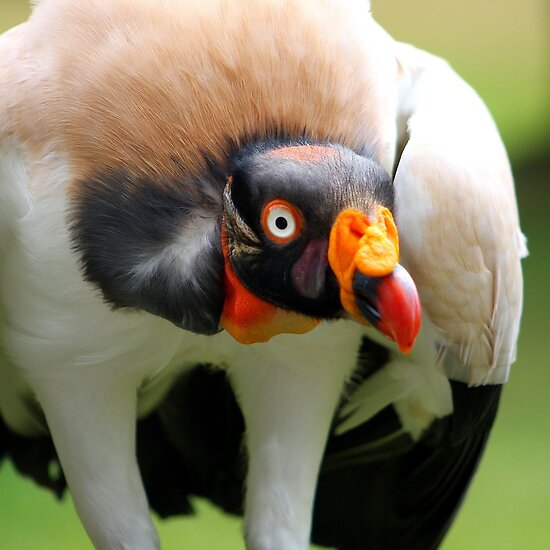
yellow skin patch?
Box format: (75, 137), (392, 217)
(328, 206), (399, 323)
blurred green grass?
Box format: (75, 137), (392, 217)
(375, 0), (550, 163)
(1, 1), (549, 549)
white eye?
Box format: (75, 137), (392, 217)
(262, 201), (303, 243)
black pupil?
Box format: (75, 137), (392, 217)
(275, 216), (288, 231)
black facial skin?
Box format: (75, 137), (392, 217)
(225, 140), (394, 319)
(70, 138), (393, 335)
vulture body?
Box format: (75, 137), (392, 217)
(0, 1), (525, 549)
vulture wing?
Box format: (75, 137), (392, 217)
(393, 43), (527, 386)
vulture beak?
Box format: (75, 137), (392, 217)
(328, 207), (421, 354)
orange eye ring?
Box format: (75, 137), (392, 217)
(261, 200), (304, 244)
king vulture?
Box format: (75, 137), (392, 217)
(0, 1), (526, 549)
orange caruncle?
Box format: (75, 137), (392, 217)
(328, 206), (399, 323)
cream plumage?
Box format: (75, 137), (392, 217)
(0, 1), (525, 549)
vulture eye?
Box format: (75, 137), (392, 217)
(261, 200), (303, 244)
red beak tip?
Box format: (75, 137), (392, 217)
(399, 342), (415, 355)
(376, 322), (419, 356)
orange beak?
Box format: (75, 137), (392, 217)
(328, 207), (421, 354)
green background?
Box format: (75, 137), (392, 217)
(1, 1), (548, 548)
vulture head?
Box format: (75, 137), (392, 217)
(71, 139), (421, 352)
(221, 140), (421, 351)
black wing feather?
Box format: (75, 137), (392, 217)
(312, 379), (501, 550)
